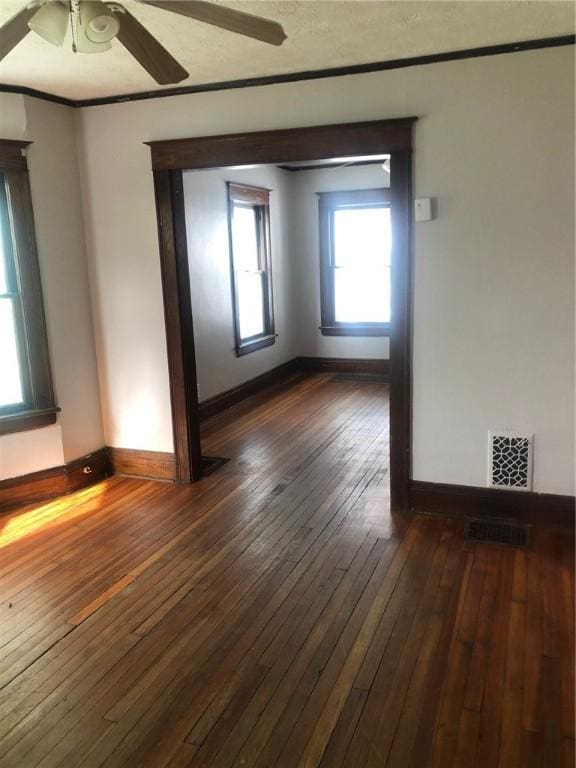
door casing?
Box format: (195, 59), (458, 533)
(147, 117), (416, 512)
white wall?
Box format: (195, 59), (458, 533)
(289, 163), (391, 360)
(0, 94), (104, 479)
(183, 165), (297, 401)
(77, 46), (575, 495)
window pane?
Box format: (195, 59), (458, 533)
(0, 174), (9, 295)
(334, 266), (390, 323)
(0, 230), (7, 296)
(333, 207), (391, 268)
(237, 271), (264, 339)
(232, 204), (259, 271)
(0, 297), (24, 406)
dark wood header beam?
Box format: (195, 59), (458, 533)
(146, 118), (417, 171)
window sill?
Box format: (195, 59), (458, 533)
(0, 407), (60, 436)
(320, 325), (391, 337)
(235, 334), (276, 357)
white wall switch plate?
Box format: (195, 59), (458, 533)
(415, 198), (433, 222)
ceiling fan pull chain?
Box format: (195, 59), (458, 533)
(70, 0), (79, 52)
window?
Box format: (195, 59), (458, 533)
(0, 140), (57, 435)
(227, 183), (275, 356)
(318, 188), (392, 336)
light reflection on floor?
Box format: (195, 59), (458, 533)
(0, 482), (109, 549)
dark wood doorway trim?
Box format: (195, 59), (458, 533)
(148, 117), (416, 511)
(152, 170), (201, 482)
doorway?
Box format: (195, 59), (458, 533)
(148, 118), (415, 512)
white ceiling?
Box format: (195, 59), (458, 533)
(0, 1), (574, 100)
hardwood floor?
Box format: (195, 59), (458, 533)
(0, 374), (573, 767)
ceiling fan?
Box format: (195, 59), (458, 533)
(0, 0), (287, 84)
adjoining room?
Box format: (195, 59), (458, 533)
(182, 157), (393, 482)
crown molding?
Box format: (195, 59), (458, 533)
(0, 34), (574, 110)
(0, 83), (75, 107)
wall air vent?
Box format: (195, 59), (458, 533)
(488, 432), (533, 490)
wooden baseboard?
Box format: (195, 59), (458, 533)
(410, 480), (575, 529)
(106, 447), (176, 481)
(198, 356), (389, 422)
(297, 356), (389, 376)
(198, 358), (302, 422)
(0, 448), (108, 512)
(118, 356), (390, 477)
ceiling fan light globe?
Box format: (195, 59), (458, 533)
(28, 2), (69, 47)
(79, 1), (120, 44)
(86, 13), (120, 43)
(75, 37), (111, 53)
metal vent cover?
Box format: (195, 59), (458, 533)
(488, 431), (533, 490)
(466, 519), (531, 548)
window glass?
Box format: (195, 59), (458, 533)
(333, 207), (391, 268)
(332, 205), (391, 324)
(334, 265), (390, 323)
(0, 223), (7, 296)
(231, 202), (265, 341)
(232, 204), (260, 272)
(0, 175), (24, 408)
(0, 146), (56, 430)
(0, 297), (24, 407)
(0, 174), (12, 298)
(237, 271), (265, 339)
(228, 184), (274, 355)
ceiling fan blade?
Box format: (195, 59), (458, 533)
(115, 7), (188, 85)
(143, 1), (287, 46)
(0, 5), (37, 62)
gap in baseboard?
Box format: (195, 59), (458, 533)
(200, 456), (230, 477)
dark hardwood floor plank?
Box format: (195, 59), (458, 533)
(405, 533), (470, 768)
(317, 686), (368, 768)
(0, 374), (571, 768)
(473, 547), (515, 768)
(523, 532), (544, 734)
(498, 599), (526, 768)
(564, 738), (576, 768)
(234, 536), (392, 768)
(537, 654), (565, 768)
(290, 523), (427, 768)
(98, 433), (392, 766)
(463, 546), (502, 712)
(339, 521), (447, 767)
